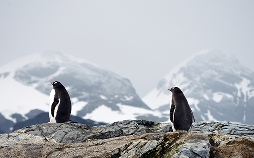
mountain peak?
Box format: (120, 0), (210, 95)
(0, 52), (161, 127)
(143, 50), (254, 125)
(0, 52), (98, 73)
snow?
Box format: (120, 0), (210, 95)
(72, 101), (88, 116)
(0, 53), (66, 120)
(2, 50), (253, 125)
(204, 110), (218, 122)
(71, 97), (87, 115)
(117, 103), (162, 117)
(187, 98), (200, 111)
(49, 67), (66, 79)
(124, 96), (133, 101)
(166, 73), (186, 87)
(64, 53), (99, 67)
(212, 93), (223, 103)
(200, 115), (206, 121)
(0, 75), (48, 120)
(212, 92), (233, 103)
(0, 54), (41, 73)
(239, 78), (250, 95)
(0, 52), (97, 74)
(243, 111), (246, 122)
(164, 50), (210, 82)
(141, 50), (254, 124)
(100, 95), (108, 100)
(83, 105), (132, 123)
(83, 104), (163, 123)
(235, 78), (253, 102)
(142, 88), (170, 109)
(142, 50), (211, 109)
(224, 93), (233, 99)
(0, 52), (169, 125)
(203, 94), (209, 100)
(0, 52), (104, 120)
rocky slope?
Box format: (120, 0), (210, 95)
(11, 112), (106, 132)
(0, 120), (253, 157)
(143, 50), (254, 125)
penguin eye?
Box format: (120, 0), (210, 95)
(54, 81), (58, 84)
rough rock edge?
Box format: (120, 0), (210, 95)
(0, 120), (253, 158)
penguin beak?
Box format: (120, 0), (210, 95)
(50, 82), (54, 85)
(168, 88), (172, 92)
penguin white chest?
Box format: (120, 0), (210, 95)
(49, 89), (60, 123)
(171, 106), (176, 132)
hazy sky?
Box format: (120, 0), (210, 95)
(1, 1), (254, 97)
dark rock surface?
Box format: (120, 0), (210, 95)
(192, 121), (254, 137)
(12, 112), (106, 132)
(0, 113), (14, 133)
(0, 120), (254, 157)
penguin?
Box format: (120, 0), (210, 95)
(168, 87), (195, 131)
(49, 81), (71, 123)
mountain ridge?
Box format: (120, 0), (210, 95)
(0, 52), (163, 132)
(143, 50), (254, 125)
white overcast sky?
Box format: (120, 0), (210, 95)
(1, 1), (254, 97)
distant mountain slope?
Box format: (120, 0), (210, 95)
(143, 50), (254, 125)
(0, 52), (164, 133)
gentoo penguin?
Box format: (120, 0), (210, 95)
(168, 87), (195, 131)
(49, 81), (71, 123)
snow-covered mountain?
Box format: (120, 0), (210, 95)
(0, 52), (164, 132)
(143, 50), (254, 125)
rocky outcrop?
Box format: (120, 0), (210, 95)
(12, 112), (106, 132)
(0, 120), (254, 157)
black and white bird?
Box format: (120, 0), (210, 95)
(168, 87), (195, 131)
(49, 81), (71, 123)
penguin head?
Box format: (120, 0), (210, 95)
(168, 87), (182, 94)
(51, 81), (64, 89)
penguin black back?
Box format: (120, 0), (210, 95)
(49, 81), (71, 123)
(168, 87), (194, 131)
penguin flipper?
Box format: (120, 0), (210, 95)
(51, 98), (59, 117)
(170, 103), (176, 123)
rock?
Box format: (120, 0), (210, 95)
(0, 120), (254, 157)
(173, 138), (210, 158)
(12, 112), (106, 132)
(192, 121), (254, 137)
